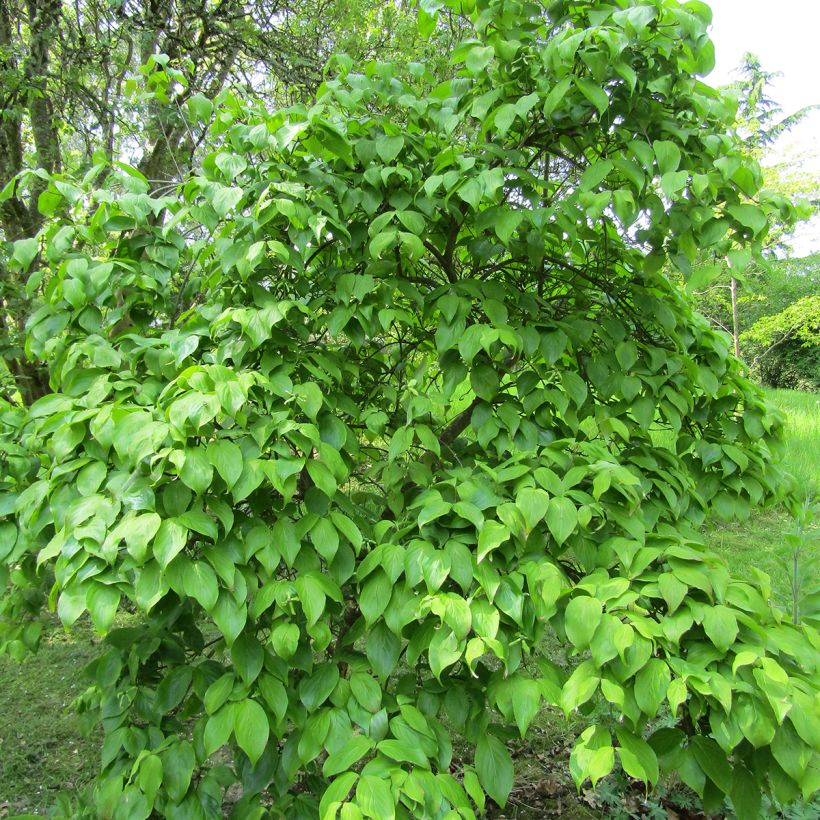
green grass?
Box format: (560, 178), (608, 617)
(704, 389), (819, 605)
(767, 388), (820, 496)
(0, 620), (100, 816)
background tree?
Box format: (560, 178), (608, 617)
(2, 1), (820, 818)
(0, 0), (456, 402)
(687, 52), (820, 363)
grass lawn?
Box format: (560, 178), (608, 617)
(704, 389), (819, 609)
(0, 622), (100, 816)
(0, 389), (816, 817)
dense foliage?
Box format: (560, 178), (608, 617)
(2, 0), (820, 818)
(0, 0), (453, 402)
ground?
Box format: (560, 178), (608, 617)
(0, 390), (817, 817)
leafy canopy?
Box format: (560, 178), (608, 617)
(2, 0), (819, 818)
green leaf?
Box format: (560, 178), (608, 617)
(653, 140), (681, 175)
(156, 666), (193, 713)
(86, 583), (120, 634)
(634, 659), (671, 718)
(315, 121), (354, 166)
(615, 728), (659, 786)
(359, 569), (391, 624)
(457, 178), (483, 210)
(233, 699), (269, 766)
(320, 772), (359, 820)
(475, 734), (514, 808)
(543, 76), (572, 117)
(323, 735), (374, 777)
(465, 44), (494, 74)
(207, 440), (243, 490)
(727, 204), (767, 234)
(494, 209), (523, 244)
(545, 496), (578, 545)
(183, 561), (219, 611)
(180, 447), (213, 494)
(477, 520), (509, 563)
(511, 678), (542, 737)
(231, 632), (264, 684)
(560, 660), (600, 714)
(366, 621), (401, 679)
(564, 596), (602, 650)
(295, 573), (326, 626)
(300, 663), (340, 710)
(294, 382), (323, 419)
(350, 672), (382, 713)
(690, 736), (732, 793)
(375, 135), (404, 164)
(493, 103), (517, 137)
(516, 487), (549, 532)
(575, 78), (609, 116)
(188, 93), (213, 123)
(658, 573), (688, 613)
(702, 605), (738, 653)
(355, 774), (395, 819)
(162, 740), (195, 803)
(730, 765), (761, 820)
(204, 704), (235, 757)
(215, 152), (248, 181)
(12, 238), (38, 271)
(271, 622), (300, 658)
(369, 229), (397, 259)
(307, 460), (337, 498)
(211, 185), (243, 217)
(428, 627), (461, 680)
(153, 519), (188, 569)
(570, 726), (614, 789)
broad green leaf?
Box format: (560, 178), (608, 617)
(162, 740), (195, 803)
(355, 774), (395, 819)
(212, 186), (243, 217)
(465, 44), (494, 74)
(516, 487), (549, 531)
(300, 663), (340, 710)
(545, 496), (578, 545)
(575, 78), (609, 115)
(653, 140), (681, 175)
(183, 561), (219, 611)
(475, 734), (514, 808)
(207, 440), (243, 490)
(295, 573), (326, 626)
(689, 736), (732, 793)
(12, 238), (38, 270)
(634, 659), (671, 718)
(375, 135), (404, 164)
(564, 596), (602, 650)
(477, 520), (509, 563)
(366, 621), (402, 679)
(231, 632), (264, 684)
(271, 622), (300, 658)
(86, 582), (120, 634)
(323, 735), (374, 777)
(615, 728), (659, 785)
(702, 605), (739, 653)
(728, 204), (767, 234)
(153, 519), (188, 569)
(187, 93), (213, 123)
(234, 699), (269, 766)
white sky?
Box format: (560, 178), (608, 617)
(706, 0), (820, 254)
